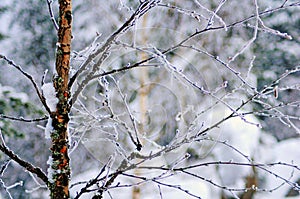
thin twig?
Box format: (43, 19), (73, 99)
(0, 114), (48, 122)
(87, 2), (300, 85)
(0, 54), (51, 114)
(111, 76), (142, 151)
(69, 0), (161, 106)
(46, 0), (59, 31)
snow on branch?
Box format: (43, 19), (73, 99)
(69, 1), (161, 106)
(110, 76), (142, 150)
(46, 0), (59, 31)
(0, 114), (48, 122)
(41, 83), (58, 112)
(0, 129), (48, 184)
(0, 54), (51, 114)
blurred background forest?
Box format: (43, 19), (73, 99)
(0, 0), (300, 199)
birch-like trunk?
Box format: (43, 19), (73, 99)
(49, 0), (72, 198)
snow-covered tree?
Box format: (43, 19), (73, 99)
(0, 0), (300, 198)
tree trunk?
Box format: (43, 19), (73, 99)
(49, 0), (72, 198)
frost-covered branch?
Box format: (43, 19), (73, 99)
(69, 1), (161, 105)
(46, 0), (59, 31)
(135, 160), (300, 192)
(2, 0), (300, 198)
(0, 130), (48, 184)
(228, 0), (259, 63)
(111, 77), (142, 150)
(73, 162), (109, 199)
(0, 114), (48, 122)
(0, 54), (51, 114)
(85, 1), (300, 86)
(180, 44), (256, 90)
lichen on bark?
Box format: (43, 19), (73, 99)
(49, 0), (72, 198)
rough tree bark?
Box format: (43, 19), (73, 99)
(49, 0), (72, 198)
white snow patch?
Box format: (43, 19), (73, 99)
(42, 83), (58, 112)
(67, 125), (72, 148)
(45, 118), (53, 139)
(8, 92), (29, 103)
(47, 156), (54, 183)
(0, 85), (29, 103)
(211, 111), (261, 189)
(255, 138), (300, 199)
